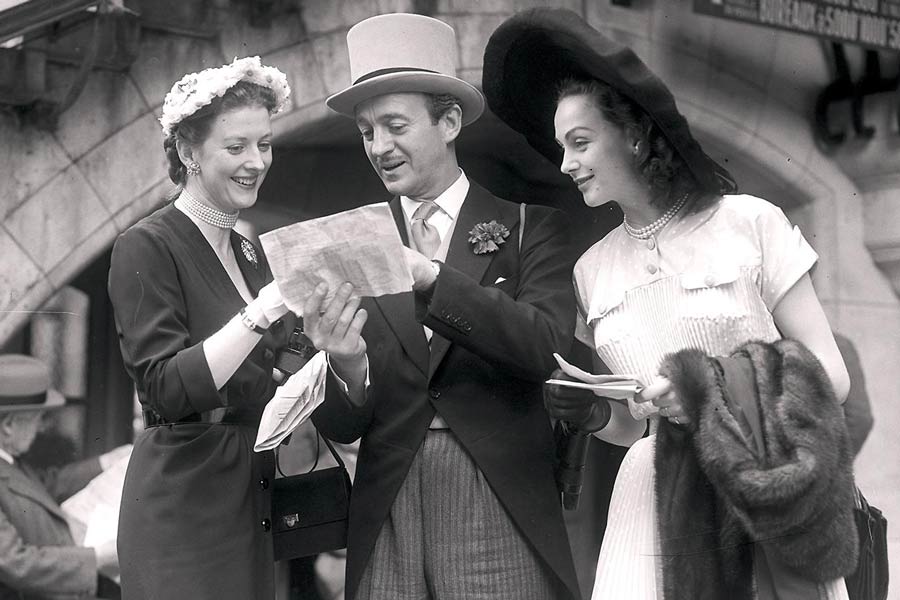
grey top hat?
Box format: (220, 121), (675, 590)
(326, 13), (485, 126)
(0, 355), (65, 412)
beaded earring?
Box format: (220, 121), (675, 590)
(186, 161), (201, 176)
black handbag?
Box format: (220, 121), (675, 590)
(846, 487), (889, 600)
(271, 430), (352, 561)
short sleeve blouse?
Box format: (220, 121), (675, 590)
(573, 194), (817, 418)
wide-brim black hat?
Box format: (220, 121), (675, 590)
(482, 8), (736, 195)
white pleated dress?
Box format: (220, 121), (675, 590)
(573, 195), (849, 600)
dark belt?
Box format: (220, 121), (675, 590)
(142, 407), (257, 429)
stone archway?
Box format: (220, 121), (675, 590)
(0, 2), (392, 343)
(4, 0), (891, 342)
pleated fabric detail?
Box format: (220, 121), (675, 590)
(591, 272), (780, 420)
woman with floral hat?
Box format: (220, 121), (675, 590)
(108, 57), (367, 599)
(484, 9), (857, 600)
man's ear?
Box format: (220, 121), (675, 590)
(0, 414), (14, 435)
(440, 104), (463, 145)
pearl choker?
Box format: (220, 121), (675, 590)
(623, 192), (690, 240)
(179, 189), (239, 229)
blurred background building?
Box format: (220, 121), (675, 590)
(1, 0), (898, 597)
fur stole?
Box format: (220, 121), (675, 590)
(654, 339), (858, 600)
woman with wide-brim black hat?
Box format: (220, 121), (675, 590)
(484, 9), (856, 600)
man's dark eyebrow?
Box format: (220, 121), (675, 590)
(356, 112), (411, 128)
(376, 112), (409, 121)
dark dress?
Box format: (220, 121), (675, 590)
(108, 204), (292, 600)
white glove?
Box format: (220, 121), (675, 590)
(252, 280), (289, 324)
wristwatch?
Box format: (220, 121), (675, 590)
(239, 307), (268, 335)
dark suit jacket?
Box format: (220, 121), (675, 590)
(0, 457), (102, 600)
(315, 182), (581, 600)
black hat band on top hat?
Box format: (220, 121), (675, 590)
(0, 393), (48, 407)
(355, 67), (439, 85)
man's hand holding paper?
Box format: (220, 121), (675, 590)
(254, 202), (412, 447)
(302, 282), (367, 362)
(259, 203), (413, 314)
(301, 281), (369, 402)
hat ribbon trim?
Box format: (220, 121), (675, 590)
(354, 66), (439, 85)
(0, 392), (47, 406)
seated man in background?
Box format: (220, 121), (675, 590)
(0, 354), (126, 600)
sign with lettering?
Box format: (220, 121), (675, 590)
(694, 0), (900, 51)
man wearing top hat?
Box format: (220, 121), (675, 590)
(313, 12), (580, 600)
(0, 354), (126, 600)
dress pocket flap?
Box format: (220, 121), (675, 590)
(679, 266), (742, 290)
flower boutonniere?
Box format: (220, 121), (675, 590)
(240, 238), (259, 269)
(468, 220), (510, 255)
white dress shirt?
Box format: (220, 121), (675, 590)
(400, 169), (469, 262)
(400, 170), (469, 429)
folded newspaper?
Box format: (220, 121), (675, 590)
(550, 353), (662, 419)
(259, 202), (414, 314)
(61, 451), (131, 581)
(254, 351), (327, 452)
(548, 352), (642, 402)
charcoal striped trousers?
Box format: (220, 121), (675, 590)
(356, 429), (562, 599)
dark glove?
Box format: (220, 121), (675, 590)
(543, 368), (612, 433)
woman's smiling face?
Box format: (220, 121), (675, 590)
(554, 94), (643, 208)
(191, 105), (273, 212)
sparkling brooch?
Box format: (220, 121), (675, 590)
(468, 221), (510, 255)
(240, 238), (258, 269)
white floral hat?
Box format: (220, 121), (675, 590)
(160, 56), (291, 137)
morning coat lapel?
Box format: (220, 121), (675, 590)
(372, 197), (430, 377)
(0, 461), (67, 521)
(428, 183), (513, 378)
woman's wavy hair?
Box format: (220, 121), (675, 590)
(163, 80), (278, 188)
(557, 77), (709, 213)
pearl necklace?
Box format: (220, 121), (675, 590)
(623, 192), (690, 240)
(179, 189), (239, 229)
